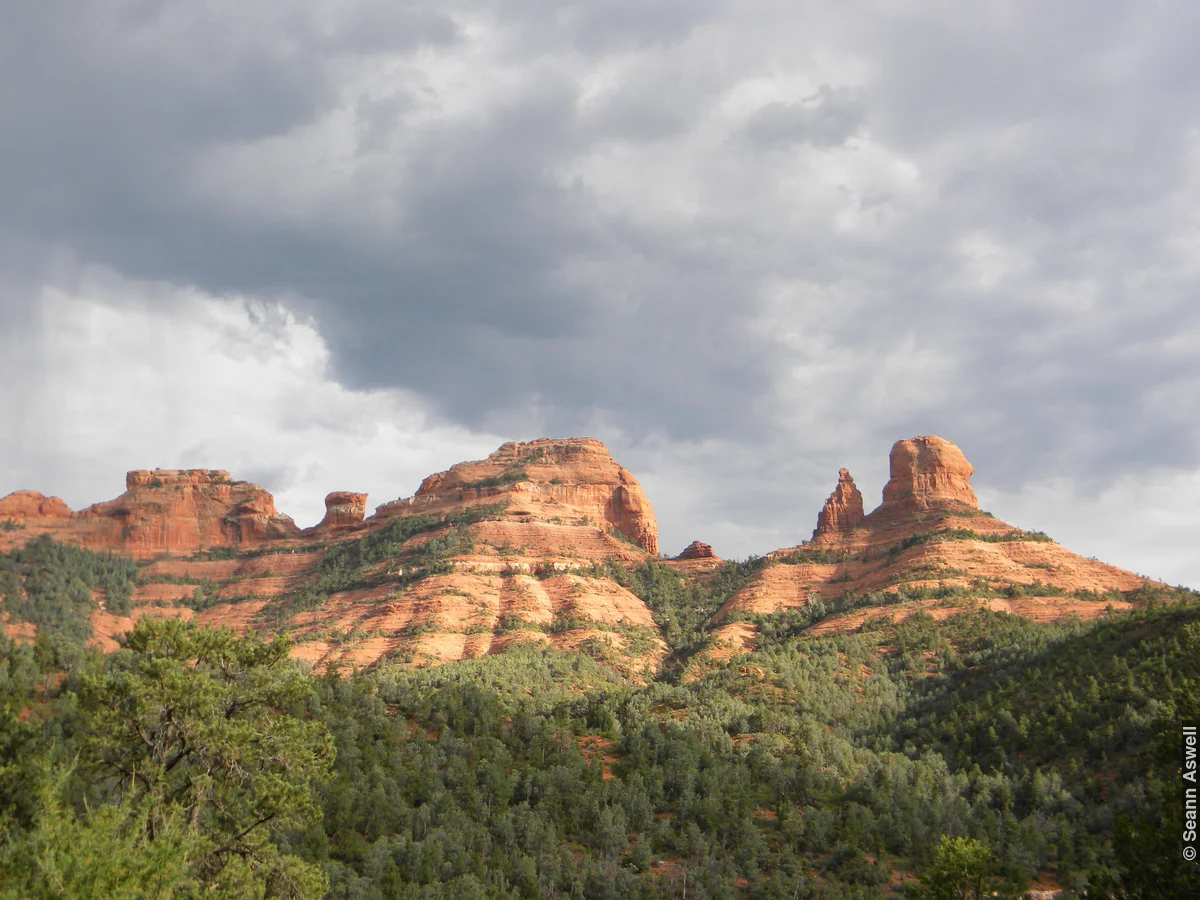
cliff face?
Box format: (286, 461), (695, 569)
(78, 469), (300, 555)
(875, 435), (978, 520)
(812, 468), (864, 542)
(375, 438), (659, 555)
(0, 470), (298, 558)
(316, 492), (368, 532)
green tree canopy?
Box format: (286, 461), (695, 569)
(76, 617), (334, 897)
(913, 835), (1016, 900)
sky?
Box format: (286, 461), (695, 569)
(1, 1), (1197, 587)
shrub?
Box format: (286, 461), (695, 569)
(462, 469), (528, 490)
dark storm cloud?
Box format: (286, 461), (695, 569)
(0, 1), (771, 439)
(0, 2), (456, 269)
(3, 0), (1199, 518)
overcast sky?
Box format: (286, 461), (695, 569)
(2, 1), (1197, 586)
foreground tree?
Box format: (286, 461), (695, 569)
(76, 617), (334, 897)
(913, 835), (1016, 900)
(0, 765), (197, 899)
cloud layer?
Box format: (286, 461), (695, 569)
(0, 270), (504, 528)
(2, 1), (1197, 584)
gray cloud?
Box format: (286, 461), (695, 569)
(744, 86), (864, 148)
(494, 0), (721, 53)
(2, 0), (1199, 582)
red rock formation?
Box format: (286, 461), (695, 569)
(0, 433), (1172, 676)
(875, 435), (978, 520)
(77, 469), (299, 555)
(704, 434), (1166, 659)
(376, 438), (660, 555)
(812, 468), (864, 542)
(676, 541), (716, 560)
(0, 491), (72, 519)
(317, 491), (368, 531)
(124, 469), (232, 490)
(607, 468), (658, 556)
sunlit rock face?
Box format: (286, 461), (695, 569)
(375, 437), (659, 556)
(76, 469), (299, 555)
(676, 541), (716, 560)
(875, 435), (978, 521)
(316, 491), (368, 532)
(812, 468), (865, 542)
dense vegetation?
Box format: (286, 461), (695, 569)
(2, 541), (1198, 897)
(1, 535), (137, 647)
(256, 505), (506, 626)
(576, 558), (766, 657)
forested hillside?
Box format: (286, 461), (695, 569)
(2, 539), (1199, 897)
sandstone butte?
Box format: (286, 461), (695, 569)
(0, 470), (300, 556)
(0, 434), (1166, 674)
(706, 434), (1157, 661)
(666, 540), (723, 576)
(315, 491), (369, 532)
(676, 541), (716, 561)
(0, 439), (665, 675)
